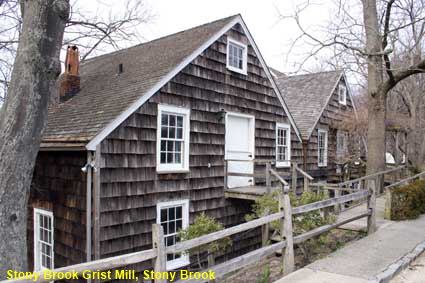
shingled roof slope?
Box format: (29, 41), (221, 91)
(275, 70), (343, 140)
(43, 15), (238, 143)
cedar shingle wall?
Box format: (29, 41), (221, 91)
(305, 77), (355, 181)
(28, 151), (87, 272)
(98, 24), (302, 276)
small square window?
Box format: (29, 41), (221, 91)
(226, 38), (247, 75)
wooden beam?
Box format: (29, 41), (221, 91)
(93, 145), (101, 260)
(167, 211), (284, 254)
(367, 179), (377, 234)
(152, 224), (167, 283)
(270, 168), (289, 186)
(173, 241), (287, 283)
(280, 191), (294, 275)
(294, 211), (370, 244)
(0, 248), (156, 283)
(291, 162), (297, 192)
(292, 190), (370, 215)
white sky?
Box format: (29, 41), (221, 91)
(123, 0), (333, 73)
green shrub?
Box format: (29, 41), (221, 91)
(178, 212), (232, 268)
(245, 190), (336, 265)
(390, 180), (425, 220)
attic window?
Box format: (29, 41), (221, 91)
(338, 84), (347, 105)
(118, 63), (124, 74)
(226, 38), (247, 75)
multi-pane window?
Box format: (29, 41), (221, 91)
(338, 84), (347, 105)
(157, 200), (189, 270)
(276, 123), (291, 167)
(157, 105), (190, 172)
(227, 38), (247, 74)
(337, 130), (349, 157)
(160, 113), (184, 164)
(318, 130), (328, 167)
(33, 208), (53, 271)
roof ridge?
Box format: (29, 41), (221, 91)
(81, 14), (240, 66)
(283, 69), (343, 79)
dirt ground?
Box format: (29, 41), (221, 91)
(390, 252), (425, 283)
(217, 229), (365, 283)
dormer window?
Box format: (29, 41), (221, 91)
(338, 84), (347, 105)
(226, 38), (247, 75)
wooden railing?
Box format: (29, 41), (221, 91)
(1, 177), (376, 283)
(224, 159), (313, 194)
(311, 165), (407, 214)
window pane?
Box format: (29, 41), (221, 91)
(167, 153), (173, 163)
(161, 141), (166, 151)
(176, 128), (183, 139)
(161, 114), (168, 126)
(161, 209), (167, 222)
(176, 207), (182, 219)
(169, 115), (176, 126)
(167, 141), (174, 152)
(169, 127), (175, 139)
(177, 116), (183, 127)
(160, 153), (166, 163)
(169, 221), (175, 234)
(161, 126), (168, 138)
(175, 153), (181, 163)
(169, 207), (175, 220)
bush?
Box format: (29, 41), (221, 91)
(178, 212), (232, 269)
(245, 190), (336, 265)
(390, 180), (425, 220)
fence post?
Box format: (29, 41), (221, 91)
(152, 224), (167, 283)
(207, 250), (216, 283)
(291, 162), (297, 194)
(304, 177), (309, 193)
(367, 178), (377, 234)
(280, 185), (294, 275)
(334, 188), (341, 214)
(384, 188), (392, 220)
(266, 162), (271, 193)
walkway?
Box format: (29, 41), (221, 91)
(273, 197), (425, 283)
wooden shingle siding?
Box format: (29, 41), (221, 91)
(305, 77), (355, 181)
(97, 24), (302, 277)
(28, 151), (87, 273)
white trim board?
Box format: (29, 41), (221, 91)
(86, 15), (301, 150)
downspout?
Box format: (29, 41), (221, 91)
(85, 152), (93, 263)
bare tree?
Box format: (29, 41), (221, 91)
(0, 0), (153, 104)
(0, 0), (69, 276)
(279, 0), (425, 177)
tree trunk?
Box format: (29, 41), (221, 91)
(0, 0), (69, 276)
(362, 0), (386, 176)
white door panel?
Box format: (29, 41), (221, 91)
(225, 113), (255, 188)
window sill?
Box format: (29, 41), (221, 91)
(318, 164), (328, 168)
(276, 162), (290, 168)
(156, 169), (190, 174)
(226, 65), (247, 75)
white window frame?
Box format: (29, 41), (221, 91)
(336, 130), (349, 158)
(276, 123), (291, 168)
(226, 37), (248, 75)
(157, 104), (190, 173)
(318, 129), (328, 167)
(33, 208), (54, 271)
(338, 84), (347, 105)
(156, 199), (190, 270)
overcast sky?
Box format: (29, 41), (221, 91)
(139, 0), (331, 73)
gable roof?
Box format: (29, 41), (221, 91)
(275, 70), (345, 140)
(43, 14), (301, 150)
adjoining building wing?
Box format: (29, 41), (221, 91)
(275, 70), (344, 140)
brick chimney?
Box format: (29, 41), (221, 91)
(60, 45), (80, 102)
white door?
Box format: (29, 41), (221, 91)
(225, 113), (255, 188)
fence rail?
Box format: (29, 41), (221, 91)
(1, 175), (375, 283)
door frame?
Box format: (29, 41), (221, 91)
(224, 111), (256, 160)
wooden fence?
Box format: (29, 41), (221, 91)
(1, 175), (375, 283)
